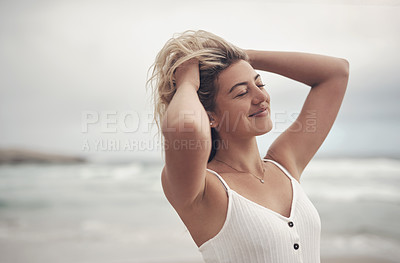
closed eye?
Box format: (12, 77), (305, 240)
(235, 91), (248, 98)
(235, 83), (265, 98)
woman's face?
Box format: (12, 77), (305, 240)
(212, 60), (272, 139)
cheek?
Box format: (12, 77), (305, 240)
(228, 107), (250, 127)
(216, 106), (247, 127)
(215, 97), (253, 122)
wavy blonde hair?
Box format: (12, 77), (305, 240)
(147, 30), (248, 161)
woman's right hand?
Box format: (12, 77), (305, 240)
(174, 58), (200, 91)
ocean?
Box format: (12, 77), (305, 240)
(0, 158), (399, 263)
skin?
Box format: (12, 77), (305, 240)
(208, 60), (272, 176)
(161, 50), (349, 248)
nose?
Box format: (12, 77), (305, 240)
(251, 85), (270, 105)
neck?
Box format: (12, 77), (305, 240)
(213, 136), (264, 173)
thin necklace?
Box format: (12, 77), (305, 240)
(214, 158), (266, 184)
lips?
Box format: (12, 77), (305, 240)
(249, 108), (268, 117)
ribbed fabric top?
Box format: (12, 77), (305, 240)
(198, 159), (321, 263)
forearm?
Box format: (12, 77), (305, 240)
(162, 84), (210, 140)
(246, 50), (349, 87)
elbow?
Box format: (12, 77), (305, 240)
(339, 58), (350, 91)
(324, 58), (349, 89)
(338, 58), (350, 79)
(331, 58), (350, 94)
(342, 58), (350, 76)
(311, 58), (350, 88)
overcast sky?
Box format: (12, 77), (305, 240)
(0, 0), (399, 162)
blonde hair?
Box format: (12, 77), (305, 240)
(147, 30), (248, 161)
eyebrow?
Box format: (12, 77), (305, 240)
(228, 74), (261, 94)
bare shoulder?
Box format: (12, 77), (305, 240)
(264, 150), (301, 182)
(201, 169), (229, 208)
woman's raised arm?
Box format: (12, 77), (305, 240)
(246, 50), (349, 180)
(161, 59), (211, 211)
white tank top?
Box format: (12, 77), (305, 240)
(199, 159), (321, 263)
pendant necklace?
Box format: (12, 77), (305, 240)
(214, 158), (266, 184)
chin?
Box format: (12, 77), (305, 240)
(253, 119), (273, 136)
(255, 126), (273, 136)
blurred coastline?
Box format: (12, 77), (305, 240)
(0, 148), (86, 164)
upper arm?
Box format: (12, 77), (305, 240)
(266, 59), (349, 180)
(161, 120), (211, 211)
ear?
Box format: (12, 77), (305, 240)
(207, 111), (219, 128)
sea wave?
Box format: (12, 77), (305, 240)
(322, 234), (400, 262)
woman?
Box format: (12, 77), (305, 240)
(148, 30), (349, 262)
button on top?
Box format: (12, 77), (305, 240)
(294, 243), (299, 250)
(288, 221), (294, 227)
